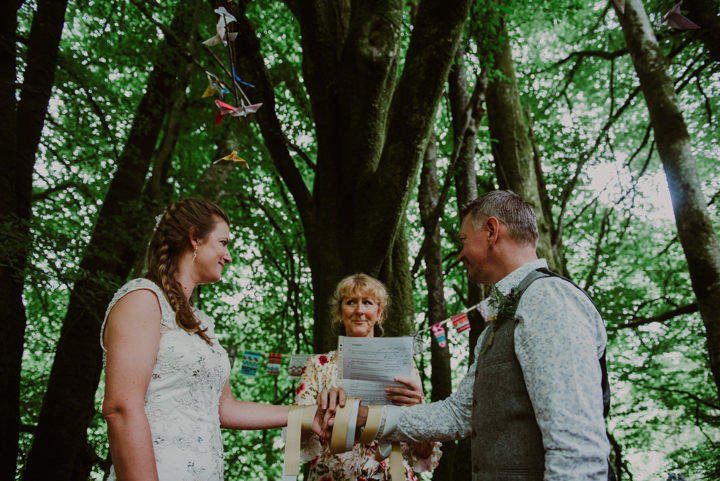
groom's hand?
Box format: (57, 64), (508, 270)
(315, 387), (347, 438)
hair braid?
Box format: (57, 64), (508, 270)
(146, 198), (229, 345)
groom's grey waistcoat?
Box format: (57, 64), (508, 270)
(471, 314), (544, 481)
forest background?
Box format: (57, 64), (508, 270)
(3, 0), (720, 480)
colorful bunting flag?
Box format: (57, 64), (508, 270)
(288, 354), (311, 380)
(451, 312), (471, 333)
(240, 351), (262, 377)
(267, 352), (283, 376)
(430, 323), (447, 347)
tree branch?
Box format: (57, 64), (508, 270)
(609, 302), (698, 331)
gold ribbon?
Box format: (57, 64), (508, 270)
(330, 402), (406, 480)
(329, 397), (360, 454)
(283, 405), (317, 478)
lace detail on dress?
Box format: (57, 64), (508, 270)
(103, 278), (230, 481)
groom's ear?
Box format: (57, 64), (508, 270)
(486, 217), (500, 246)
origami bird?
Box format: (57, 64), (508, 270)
(202, 71), (230, 99)
(213, 150), (248, 168)
(660, 0), (700, 29)
(203, 6), (239, 46)
(214, 99), (263, 126)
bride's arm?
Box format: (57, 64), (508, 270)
(102, 290), (162, 481)
(218, 382), (290, 429)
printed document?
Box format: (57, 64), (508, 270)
(337, 336), (414, 405)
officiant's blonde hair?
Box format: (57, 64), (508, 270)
(330, 273), (388, 337)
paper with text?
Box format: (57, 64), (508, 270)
(337, 336), (413, 405)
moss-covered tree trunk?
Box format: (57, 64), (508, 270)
(615, 0), (720, 402)
(231, 0), (473, 352)
(485, 17), (564, 273)
(0, 1), (68, 478)
(22, 4), (200, 479)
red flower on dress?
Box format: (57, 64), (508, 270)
(380, 461), (386, 470)
(296, 383), (305, 395)
(320, 476), (332, 481)
(357, 476), (367, 481)
(318, 355), (329, 365)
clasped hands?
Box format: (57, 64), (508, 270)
(310, 376), (424, 440)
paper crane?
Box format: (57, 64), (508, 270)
(213, 151), (248, 168)
(203, 6), (239, 46)
(660, 0), (700, 29)
(214, 99), (262, 126)
(202, 71), (230, 99)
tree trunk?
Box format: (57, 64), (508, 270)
(22, 3), (199, 479)
(615, 0), (720, 402)
(446, 46), (490, 481)
(484, 17), (564, 273)
(1, 1), (68, 478)
(418, 133), (456, 481)
(683, 0), (720, 63)
(231, 0), (473, 352)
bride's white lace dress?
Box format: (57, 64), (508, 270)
(101, 278), (231, 481)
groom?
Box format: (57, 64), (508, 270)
(320, 190), (611, 480)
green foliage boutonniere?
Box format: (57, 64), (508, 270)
(481, 284), (520, 355)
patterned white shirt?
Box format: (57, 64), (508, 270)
(381, 259), (610, 480)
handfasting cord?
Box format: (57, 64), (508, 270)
(331, 399), (405, 480)
(283, 399), (406, 480)
(281, 404), (318, 481)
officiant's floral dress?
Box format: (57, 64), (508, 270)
(296, 351), (441, 481)
(101, 279), (231, 481)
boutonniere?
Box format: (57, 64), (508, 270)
(481, 284), (519, 354)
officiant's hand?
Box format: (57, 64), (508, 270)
(315, 387), (347, 438)
(385, 376), (424, 406)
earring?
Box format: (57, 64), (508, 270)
(192, 248), (197, 267)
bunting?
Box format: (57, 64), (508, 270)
(267, 352), (283, 375)
(240, 351), (262, 377)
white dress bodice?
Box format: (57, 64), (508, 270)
(101, 278), (231, 481)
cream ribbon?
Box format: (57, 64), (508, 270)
(282, 404), (317, 481)
(331, 401), (406, 480)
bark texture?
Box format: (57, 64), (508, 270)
(232, 0), (473, 351)
(616, 0), (720, 401)
(22, 3), (199, 479)
(1, 1), (68, 478)
(485, 18), (564, 272)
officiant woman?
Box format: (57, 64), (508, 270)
(100, 198), (323, 481)
(295, 273), (441, 481)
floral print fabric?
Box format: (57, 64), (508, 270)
(295, 351), (441, 481)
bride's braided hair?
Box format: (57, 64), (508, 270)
(146, 198), (229, 345)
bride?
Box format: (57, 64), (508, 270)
(101, 198), (320, 480)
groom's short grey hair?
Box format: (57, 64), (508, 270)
(460, 190), (539, 247)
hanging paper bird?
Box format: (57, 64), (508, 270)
(214, 99), (263, 126)
(213, 150), (248, 168)
(660, 0), (700, 29)
(202, 71), (230, 99)
(203, 6), (239, 46)
(214, 99), (244, 125)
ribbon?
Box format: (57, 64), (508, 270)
(330, 397), (361, 454)
(282, 404), (317, 481)
(330, 402), (406, 480)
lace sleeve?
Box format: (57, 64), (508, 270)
(100, 278), (171, 352)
